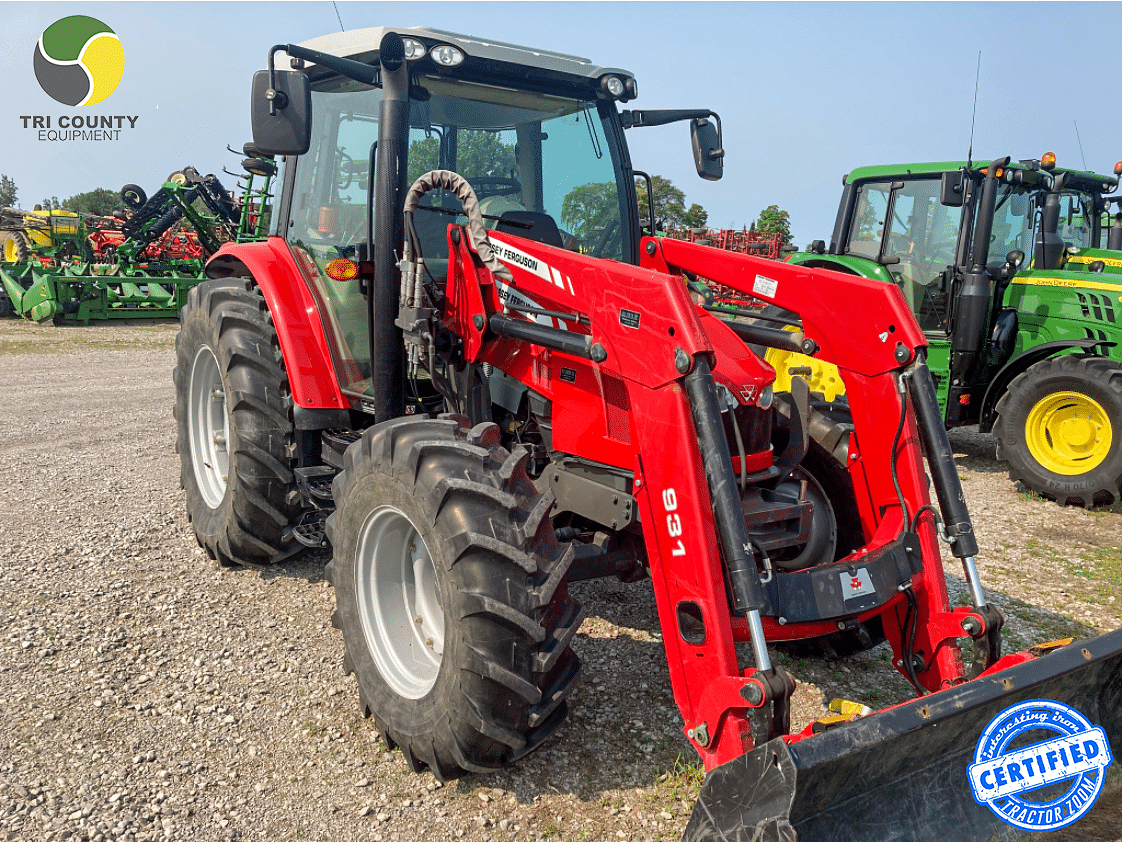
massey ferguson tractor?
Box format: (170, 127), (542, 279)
(174, 28), (1122, 840)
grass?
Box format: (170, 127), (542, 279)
(1071, 545), (1122, 602)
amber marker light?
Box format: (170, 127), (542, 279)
(325, 258), (359, 281)
(1114, 161), (1122, 176)
(1041, 152), (1057, 171)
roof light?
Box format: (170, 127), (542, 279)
(1114, 161), (1122, 176)
(601, 75), (625, 99)
(1041, 152), (1057, 171)
(402, 38), (427, 60)
(325, 258), (359, 281)
(430, 45), (464, 67)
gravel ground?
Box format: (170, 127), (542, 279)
(1, 318), (1120, 842)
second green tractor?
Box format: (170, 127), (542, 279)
(773, 154), (1122, 506)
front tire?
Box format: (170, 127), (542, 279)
(174, 278), (299, 565)
(994, 355), (1122, 506)
(325, 416), (584, 780)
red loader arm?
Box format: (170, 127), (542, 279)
(436, 223), (1002, 772)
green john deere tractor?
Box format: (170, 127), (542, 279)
(771, 154), (1122, 506)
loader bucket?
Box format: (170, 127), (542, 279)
(685, 628), (1122, 842)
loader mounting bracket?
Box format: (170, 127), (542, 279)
(967, 602), (1004, 678)
(745, 666), (796, 747)
(758, 533), (923, 624)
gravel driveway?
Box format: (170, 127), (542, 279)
(1, 319), (1119, 842)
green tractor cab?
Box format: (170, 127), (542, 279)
(779, 154), (1122, 506)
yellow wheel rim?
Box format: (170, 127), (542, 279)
(3, 238), (18, 263)
(1024, 390), (1113, 475)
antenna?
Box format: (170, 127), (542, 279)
(1074, 120), (1088, 169)
(332, 1), (345, 32)
(967, 52), (981, 169)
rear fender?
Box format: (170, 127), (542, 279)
(206, 239), (347, 411)
(784, 252), (893, 283)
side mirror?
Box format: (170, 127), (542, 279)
(1009, 193), (1027, 217)
(691, 117), (723, 181)
(251, 70), (311, 156)
(940, 171), (965, 207)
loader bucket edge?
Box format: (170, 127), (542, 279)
(684, 627), (1122, 842)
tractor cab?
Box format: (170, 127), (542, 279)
(252, 28), (720, 405)
(826, 161), (1052, 333)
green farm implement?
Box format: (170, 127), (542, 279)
(0, 144), (276, 323)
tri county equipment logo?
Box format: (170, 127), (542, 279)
(33, 16), (124, 106)
(968, 699), (1113, 832)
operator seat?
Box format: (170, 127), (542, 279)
(495, 211), (564, 248)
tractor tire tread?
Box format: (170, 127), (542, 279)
(174, 277), (299, 565)
(329, 416), (581, 779)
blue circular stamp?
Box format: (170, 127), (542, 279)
(968, 699), (1114, 831)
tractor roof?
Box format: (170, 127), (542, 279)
(844, 159), (1117, 192)
(296, 26), (635, 90)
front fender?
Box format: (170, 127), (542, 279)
(206, 239), (347, 411)
(979, 339), (1117, 431)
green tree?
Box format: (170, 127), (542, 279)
(755, 204), (792, 244)
(40, 196), (60, 211)
(684, 203), (708, 228)
(635, 175), (686, 228)
(407, 136), (440, 184)
(407, 131), (517, 187)
(0, 174), (17, 208)
(561, 182), (619, 246)
(62, 188), (125, 216)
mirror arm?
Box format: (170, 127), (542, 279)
(265, 43), (380, 115)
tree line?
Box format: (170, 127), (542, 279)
(0, 171), (794, 243)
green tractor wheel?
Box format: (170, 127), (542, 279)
(994, 355), (1122, 506)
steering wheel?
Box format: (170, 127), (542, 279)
(469, 177), (522, 199)
(927, 233), (958, 265)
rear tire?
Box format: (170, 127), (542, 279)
(174, 278), (299, 565)
(325, 416), (583, 780)
(994, 355), (1122, 506)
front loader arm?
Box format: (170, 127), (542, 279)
(645, 236), (1002, 685)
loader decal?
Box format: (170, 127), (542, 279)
(968, 699), (1113, 831)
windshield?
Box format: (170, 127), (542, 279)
(1052, 189), (1100, 249)
(845, 178), (963, 330)
(285, 72), (629, 395)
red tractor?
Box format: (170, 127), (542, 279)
(174, 28), (1122, 840)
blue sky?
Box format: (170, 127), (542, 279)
(4, 2), (1121, 246)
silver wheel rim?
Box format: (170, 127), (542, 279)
(356, 506), (444, 699)
(187, 344), (229, 509)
